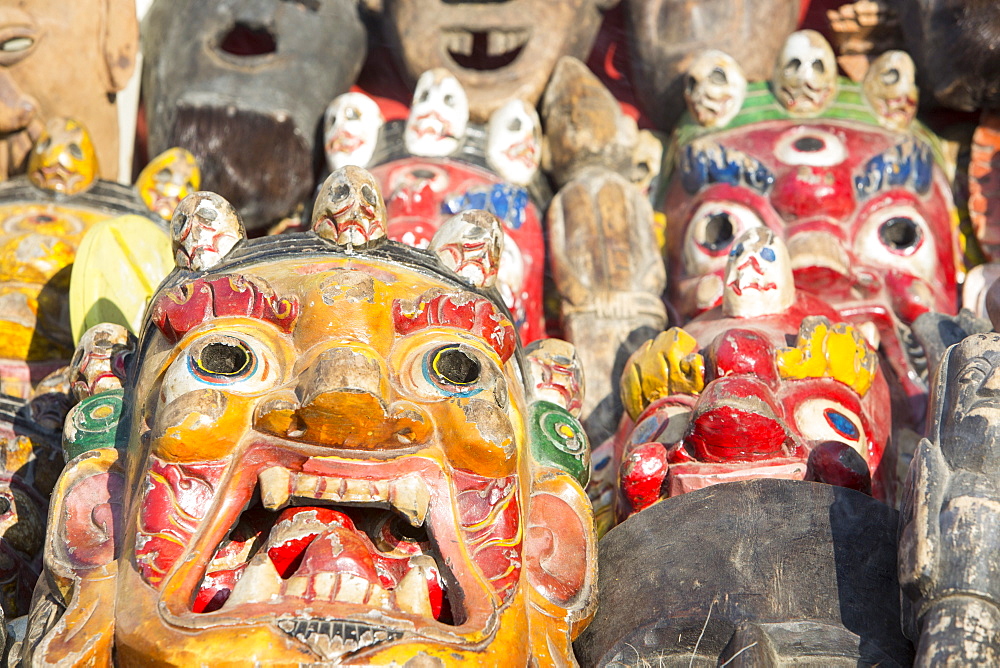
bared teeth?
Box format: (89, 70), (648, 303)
(224, 554), (282, 607)
(394, 557), (434, 617)
(444, 29), (473, 56)
(388, 475), (430, 527)
(259, 466), (291, 510)
(487, 29), (528, 56)
(335, 573), (371, 604)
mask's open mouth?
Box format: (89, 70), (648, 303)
(443, 28), (528, 71)
(190, 466), (461, 626)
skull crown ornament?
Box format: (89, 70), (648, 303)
(16, 168), (597, 667)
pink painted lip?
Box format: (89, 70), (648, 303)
(727, 280), (777, 296)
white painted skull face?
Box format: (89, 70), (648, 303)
(405, 68), (470, 157)
(312, 165), (387, 248)
(685, 50), (747, 128)
(525, 338), (584, 417)
(171, 192), (246, 271)
(69, 322), (131, 400)
(323, 92), (384, 171)
(486, 99), (541, 186)
(430, 209), (504, 288)
(863, 50), (918, 131)
(722, 227), (794, 318)
(773, 30), (837, 116)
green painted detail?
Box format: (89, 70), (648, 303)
(528, 401), (590, 487)
(63, 389), (125, 461)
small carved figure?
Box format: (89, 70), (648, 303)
(135, 147), (201, 221)
(863, 50), (918, 131)
(324, 92), (385, 172)
(900, 333), (1000, 663)
(428, 209), (503, 289)
(171, 191), (246, 272)
(404, 69), (470, 158)
(26, 118), (98, 196)
(312, 166), (387, 250)
(15, 186), (597, 666)
(684, 50), (747, 129)
(772, 30), (839, 116)
(485, 99), (542, 187)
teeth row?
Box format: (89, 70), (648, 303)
(258, 467), (430, 527)
(442, 29), (528, 57)
(222, 553), (435, 616)
(488, 29), (527, 57)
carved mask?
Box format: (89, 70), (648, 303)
(405, 69), (470, 158)
(722, 228), (794, 318)
(684, 50), (746, 129)
(376, 0), (617, 121)
(773, 30), (838, 116)
(170, 192), (245, 272)
(24, 231), (596, 665)
(324, 92), (384, 172)
(142, 0), (366, 231)
(27, 118), (98, 196)
(485, 99), (541, 186)
(312, 166), (388, 248)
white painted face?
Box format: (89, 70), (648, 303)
(323, 92), (384, 171)
(863, 50), (918, 131)
(685, 50), (747, 128)
(171, 192), (246, 271)
(773, 30), (838, 116)
(486, 99), (541, 185)
(430, 209), (504, 288)
(722, 227), (794, 318)
(405, 68), (470, 157)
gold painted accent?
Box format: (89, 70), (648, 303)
(621, 327), (705, 420)
(776, 316), (878, 396)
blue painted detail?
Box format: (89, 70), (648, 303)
(680, 142), (775, 195)
(442, 183), (530, 229)
(824, 408), (860, 440)
(730, 243), (744, 258)
(760, 247), (776, 262)
(854, 139), (933, 199)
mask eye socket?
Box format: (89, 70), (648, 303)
(683, 200), (765, 274)
(68, 143), (84, 161)
(160, 333), (281, 404)
(854, 204), (937, 282)
(878, 216), (922, 254)
(429, 344), (481, 390)
(191, 340), (255, 382)
(794, 398), (868, 460)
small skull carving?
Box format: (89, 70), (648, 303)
(324, 92), (384, 171)
(136, 147), (201, 221)
(312, 165), (388, 249)
(486, 99), (542, 186)
(69, 323), (132, 401)
(684, 50), (747, 129)
(863, 50), (918, 131)
(722, 227), (794, 319)
(170, 192), (246, 271)
(525, 338), (584, 417)
(773, 30), (838, 116)
(405, 68), (470, 158)
(430, 209), (504, 288)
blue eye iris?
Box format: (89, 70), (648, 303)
(729, 243), (744, 258)
(824, 408), (860, 441)
(760, 247), (776, 262)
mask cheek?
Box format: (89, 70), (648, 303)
(437, 399), (518, 478)
(150, 389), (254, 461)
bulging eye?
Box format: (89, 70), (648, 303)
(854, 204), (936, 281)
(683, 200), (765, 274)
(429, 344), (481, 391)
(794, 398), (868, 459)
(161, 334), (281, 404)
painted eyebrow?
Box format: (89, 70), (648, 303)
(152, 275), (299, 344)
(392, 290), (516, 363)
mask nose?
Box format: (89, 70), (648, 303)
(255, 344), (432, 449)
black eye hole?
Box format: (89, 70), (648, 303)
(0, 495), (11, 516)
(68, 143), (83, 160)
(700, 212), (735, 252)
(193, 341), (253, 379)
(508, 117), (522, 132)
(431, 345), (481, 387)
(331, 182), (351, 202)
(346, 107), (360, 121)
(812, 59), (825, 74)
(154, 168), (171, 182)
(360, 183), (378, 206)
(785, 58), (802, 74)
(709, 67), (727, 85)
(418, 90), (430, 103)
(444, 93), (455, 106)
(882, 68), (900, 85)
(878, 216), (922, 251)
(37, 138), (50, 154)
(686, 75), (696, 94)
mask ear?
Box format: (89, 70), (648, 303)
(524, 471), (598, 653)
(28, 447), (124, 666)
(100, 0), (139, 92)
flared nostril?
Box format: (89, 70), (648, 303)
(295, 346), (388, 408)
